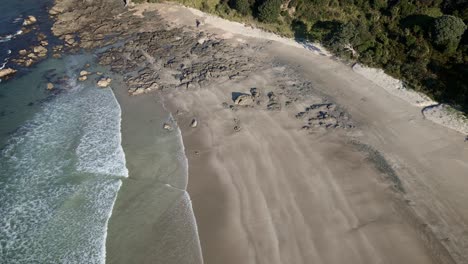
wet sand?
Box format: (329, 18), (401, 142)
(105, 78), (202, 264)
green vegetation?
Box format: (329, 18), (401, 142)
(258, 0), (282, 22)
(136, 0), (468, 112)
(432, 15), (466, 52)
(231, 0), (251, 15)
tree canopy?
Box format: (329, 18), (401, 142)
(432, 15), (467, 50)
(257, 0), (282, 23)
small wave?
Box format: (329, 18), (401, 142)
(0, 30), (23, 43)
(0, 50), (11, 70)
(0, 60), (8, 70)
(13, 17), (23, 24)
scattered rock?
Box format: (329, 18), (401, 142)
(233, 118), (241, 132)
(296, 103), (353, 130)
(0, 68), (17, 79)
(23, 16), (37, 26)
(250, 87), (260, 98)
(267, 91), (281, 111)
(52, 45), (63, 52)
(19, 49), (27, 56)
(47, 83), (54, 90)
(97, 77), (112, 88)
(37, 33), (47, 41)
(78, 75), (87, 81)
(96, 72), (103, 75)
(198, 37), (207, 45)
(190, 118), (198, 128)
(222, 102), (230, 109)
(233, 93), (254, 106)
(80, 70), (90, 76)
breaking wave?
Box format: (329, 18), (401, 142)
(0, 78), (128, 263)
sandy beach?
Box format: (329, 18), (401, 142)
(156, 4), (468, 263)
(48, 1), (468, 263)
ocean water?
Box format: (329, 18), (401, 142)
(1, 2), (200, 263)
(0, 55), (128, 263)
(0, 0), (55, 73)
(1, 3), (129, 263)
(0, 1), (130, 258)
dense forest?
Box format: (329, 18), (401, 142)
(136, 0), (468, 112)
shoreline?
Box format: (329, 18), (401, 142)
(105, 74), (203, 263)
(47, 0), (468, 263)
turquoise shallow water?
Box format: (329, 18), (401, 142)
(0, 55), (128, 263)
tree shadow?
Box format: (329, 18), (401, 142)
(400, 14), (434, 33)
(292, 19), (308, 40)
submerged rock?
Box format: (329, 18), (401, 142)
(163, 123), (173, 131)
(25, 59), (34, 67)
(97, 78), (112, 88)
(23, 16), (37, 26)
(78, 75), (87, 81)
(80, 70), (90, 76)
(0, 68), (17, 79)
(190, 118), (198, 128)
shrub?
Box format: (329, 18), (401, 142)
(231, 0), (251, 15)
(257, 0), (282, 22)
(432, 15), (467, 51)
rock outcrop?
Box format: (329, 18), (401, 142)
(234, 94), (254, 106)
(0, 68), (17, 79)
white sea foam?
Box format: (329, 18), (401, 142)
(0, 77), (128, 263)
(0, 30), (22, 43)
